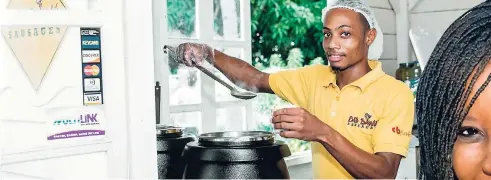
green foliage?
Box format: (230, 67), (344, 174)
(167, 0), (327, 74)
(167, 0), (196, 37)
(251, 0), (327, 67)
(286, 48), (304, 68)
(309, 57), (325, 65)
(269, 54), (286, 67)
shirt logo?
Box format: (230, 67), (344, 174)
(392, 126), (411, 137)
(347, 113), (378, 129)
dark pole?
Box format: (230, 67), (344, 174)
(155, 81), (161, 124)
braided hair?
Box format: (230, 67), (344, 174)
(417, 1), (491, 179)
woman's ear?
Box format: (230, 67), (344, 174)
(366, 28), (377, 46)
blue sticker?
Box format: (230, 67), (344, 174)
(81, 35), (100, 49)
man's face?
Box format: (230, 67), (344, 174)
(322, 8), (376, 71)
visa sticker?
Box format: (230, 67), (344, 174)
(84, 93), (102, 105)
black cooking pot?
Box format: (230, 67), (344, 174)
(156, 125), (196, 179)
(182, 131), (291, 179)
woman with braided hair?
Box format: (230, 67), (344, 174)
(417, 0), (491, 179)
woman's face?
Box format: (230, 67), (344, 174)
(453, 62), (491, 179)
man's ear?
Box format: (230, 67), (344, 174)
(366, 28), (377, 46)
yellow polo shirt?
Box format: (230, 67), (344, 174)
(269, 60), (414, 179)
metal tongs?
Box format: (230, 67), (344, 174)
(163, 45), (257, 100)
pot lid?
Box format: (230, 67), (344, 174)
(156, 125), (184, 137)
(198, 131), (274, 147)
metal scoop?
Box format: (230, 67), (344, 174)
(163, 45), (257, 100)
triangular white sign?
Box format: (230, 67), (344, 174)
(3, 0), (67, 90)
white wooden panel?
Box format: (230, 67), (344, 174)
(380, 34), (396, 60)
(1, 140), (110, 164)
(372, 8), (396, 35)
(0, 121), (49, 152)
(380, 59), (398, 77)
(125, 0), (158, 179)
(0, 0), (129, 179)
(411, 10), (467, 35)
(411, 0), (482, 13)
(368, 0), (392, 9)
(2, 152), (107, 179)
(0, 11), (103, 26)
(1, 171), (50, 180)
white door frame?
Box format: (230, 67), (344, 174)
(0, 0), (131, 178)
(124, 0), (159, 179)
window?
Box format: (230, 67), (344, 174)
(156, 0), (318, 156)
(156, 0), (251, 136)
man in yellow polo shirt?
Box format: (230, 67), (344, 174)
(170, 0), (414, 179)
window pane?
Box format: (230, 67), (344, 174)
(169, 67), (202, 106)
(213, 0), (242, 40)
(251, 92), (311, 154)
(214, 47), (246, 102)
(167, 0), (197, 39)
(165, 42), (201, 106)
(170, 111), (202, 134)
(216, 106), (245, 131)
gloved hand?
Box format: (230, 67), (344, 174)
(171, 43), (215, 67)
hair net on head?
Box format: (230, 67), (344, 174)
(322, 0), (384, 60)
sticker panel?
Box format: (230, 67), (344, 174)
(81, 27), (103, 106)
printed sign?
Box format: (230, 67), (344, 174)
(2, 0), (67, 90)
(46, 106), (106, 141)
(82, 50), (101, 63)
(84, 92), (103, 105)
(81, 27), (103, 106)
(84, 78), (101, 91)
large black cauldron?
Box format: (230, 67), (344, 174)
(182, 131), (291, 179)
(156, 125), (195, 179)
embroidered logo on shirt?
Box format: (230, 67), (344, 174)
(347, 113), (378, 129)
(392, 126), (411, 137)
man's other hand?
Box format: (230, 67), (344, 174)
(272, 107), (328, 141)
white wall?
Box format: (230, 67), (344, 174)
(0, 0), (135, 179)
(370, 0), (398, 77)
(409, 0), (484, 64)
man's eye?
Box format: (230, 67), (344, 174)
(341, 32), (351, 37)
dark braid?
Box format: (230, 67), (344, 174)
(417, 1), (491, 179)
